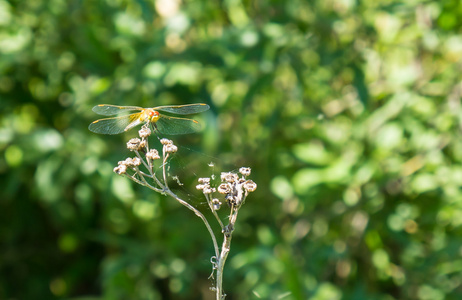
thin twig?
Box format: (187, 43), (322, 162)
(205, 193), (224, 229)
(125, 173), (163, 193)
(162, 152), (170, 191)
(135, 150), (151, 172)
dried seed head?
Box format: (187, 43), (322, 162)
(146, 149), (160, 160)
(139, 126), (151, 138)
(114, 164), (127, 175)
(196, 184), (206, 190)
(123, 157), (134, 166)
(160, 138), (173, 145)
(198, 177), (211, 184)
(203, 186), (215, 194)
(123, 157), (140, 167)
(239, 167), (251, 176)
(243, 180), (257, 192)
(221, 172), (238, 183)
(218, 183), (231, 194)
(127, 138), (142, 151)
(165, 144), (178, 153)
(132, 157), (141, 166)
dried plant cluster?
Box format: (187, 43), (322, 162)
(112, 123), (257, 300)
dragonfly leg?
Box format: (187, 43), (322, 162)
(151, 123), (162, 140)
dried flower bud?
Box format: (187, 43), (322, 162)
(226, 194), (236, 206)
(239, 167), (251, 176)
(218, 183), (231, 194)
(212, 198), (221, 210)
(140, 140), (147, 148)
(114, 164), (127, 175)
(160, 138), (173, 145)
(243, 180), (257, 192)
(198, 177), (211, 184)
(127, 138), (142, 151)
(221, 172), (238, 183)
(139, 127), (151, 138)
(146, 149), (160, 160)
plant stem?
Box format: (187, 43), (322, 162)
(216, 208), (239, 299)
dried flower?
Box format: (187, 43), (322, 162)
(239, 167), (251, 176)
(218, 183), (231, 194)
(127, 138), (142, 151)
(196, 184), (206, 190)
(243, 180), (257, 192)
(146, 149), (160, 160)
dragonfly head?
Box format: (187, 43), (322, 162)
(146, 109), (160, 123)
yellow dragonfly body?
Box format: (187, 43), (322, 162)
(89, 103), (209, 135)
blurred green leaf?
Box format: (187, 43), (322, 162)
(2, 0), (462, 299)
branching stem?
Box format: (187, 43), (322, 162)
(112, 131), (256, 300)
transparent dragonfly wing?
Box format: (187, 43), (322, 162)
(88, 113), (142, 135)
(155, 114), (202, 135)
(154, 103), (209, 115)
(92, 104), (143, 116)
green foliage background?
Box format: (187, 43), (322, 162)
(1, 0), (462, 299)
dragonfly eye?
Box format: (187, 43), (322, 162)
(148, 110), (160, 122)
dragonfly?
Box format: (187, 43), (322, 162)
(88, 103), (210, 135)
